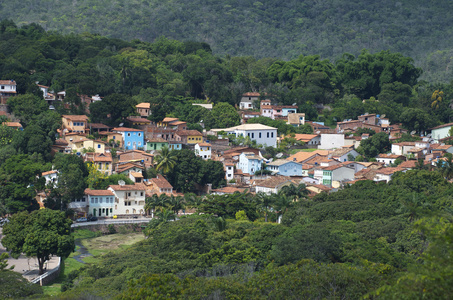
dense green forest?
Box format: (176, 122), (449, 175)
(1, 0), (453, 81)
(51, 171), (453, 299)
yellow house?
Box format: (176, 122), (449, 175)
(86, 153), (113, 175)
(72, 139), (106, 154)
(136, 103), (151, 117)
(62, 115), (89, 133)
(176, 130), (203, 144)
(98, 132), (123, 147)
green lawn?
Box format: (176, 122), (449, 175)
(41, 231), (145, 297)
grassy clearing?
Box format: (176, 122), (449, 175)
(289, 148), (318, 155)
(42, 231), (144, 297)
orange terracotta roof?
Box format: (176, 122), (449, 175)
(41, 170), (58, 176)
(211, 187), (249, 194)
(0, 80), (16, 85)
(136, 103), (150, 109)
(112, 127), (143, 132)
(198, 143), (212, 147)
(62, 115), (89, 121)
(150, 175), (173, 189)
(109, 183), (146, 191)
(84, 188), (115, 196)
(242, 92), (260, 97)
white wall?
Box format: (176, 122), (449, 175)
(319, 134), (345, 150)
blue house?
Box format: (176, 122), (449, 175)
(112, 127), (144, 150)
(266, 159), (302, 176)
(237, 152), (264, 175)
(169, 141), (182, 150)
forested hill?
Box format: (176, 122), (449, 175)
(2, 0), (453, 81)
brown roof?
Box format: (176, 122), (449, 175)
(287, 150), (330, 163)
(0, 80), (16, 85)
(88, 123), (110, 129)
(54, 139), (69, 146)
(392, 142), (416, 146)
(62, 115), (89, 121)
(255, 176), (296, 188)
(87, 153), (112, 162)
(211, 187), (249, 194)
(242, 92), (260, 97)
(84, 188), (115, 196)
(330, 147), (354, 158)
(116, 162), (144, 173)
(136, 103), (150, 109)
(41, 170), (58, 176)
(130, 172), (144, 178)
(377, 153), (405, 159)
(127, 116), (151, 123)
(162, 117), (179, 122)
(431, 122), (453, 130)
(375, 167), (405, 175)
(307, 184), (332, 191)
(176, 130), (202, 136)
(198, 143), (212, 147)
(398, 160), (431, 169)
(150, 175), (173, 189)
(293, 134), (319, 142)
(3, 122), (22, 128)
(170, 121), (187, 125)
(112, 127), (143, 132)
(147, 138), (168, 143)
(109, 183), (146, 191)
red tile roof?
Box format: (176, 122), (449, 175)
(109, 183), (147, 191)
(85, 188), (115, 196)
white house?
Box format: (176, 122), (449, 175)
(376, 154), (406, 165)
(391, 142), (417, 155)
(319, 134), (345, 150)
(373, 167), (406, 183)
(237, 152), (264, 175)
(224, 162), (235, 181)
(240, 92), (260, 110)
(329, 147), (360, 162)
(431, 122), (453, 143)
(254, 176), (297, 195)
(41, 170), (59, 187)
(266, 159), (302, 176)
(108, 183), (146, 216)
(212, 124), (278, 147)
(0, 80), (16, 96)
(84, 188), (115, 217)
(294, 134), (320, 146)
(194, 142), (212, 160)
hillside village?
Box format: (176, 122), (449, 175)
(2, 80), (453, 220)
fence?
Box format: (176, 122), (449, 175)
(31, 257), (61, 286)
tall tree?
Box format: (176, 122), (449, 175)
(1, 209), (74, 275)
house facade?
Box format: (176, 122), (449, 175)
(0, 80), (16, 104)
(431, 122), (453, 143)
(108, 183), (146, 216)
(136, 103), (151, 117)
(62, 115), (89, 133)
(85, 189), (115, 217)
(240, 92), (260, 109)
(237, 152), (264, 175)
(213, 124), (278, 147)
(266, 159), (302, 176)
(112, 127), (144, 150)
(194, 143), (212, 160)
(146, 138), (169, 151)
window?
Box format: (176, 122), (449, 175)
(127, 133), (131, 137)
(128, 192), (131, 197)
(97, 144), (101, 148)
(267, 132), (269, 138)
(259, 132), (261, 138)
(128, 142), (131, 146)
(138, 133), (142, 137)
(271, 132), (274, 138)
(95, 198), (98, 203)
(138, 142), (141, 146)
(140, 192), (143, 196)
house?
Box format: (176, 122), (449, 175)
(287, 113), (306, 126)
(37, 84), (55, 103)
(148, 174), (174, 194)
(84, 189), (115, 217)
(319, 134), (345, 150)
(117, 150), (154, 169)
(0, 80), (16, 104)
(286, 150), (330, 164)
(211, 187), (248, 195)
(306, 184), (332, 195)
(398, 160), (431, 170)
(175, 130), (203, 144)
(62, 115), (89, 133)
(212, 124), (278, 147)
(224, 162), (235, 181)
(430, 122), (453, 143)
(116, 162), (145, 175)
(68, 194), (88, 214)
(87, 123), (110, 134)
(169, 141), (182, 151)
(85, 153), (113, 175)
(146, 138), (169, 151)
(237, 152), (264, 175)
(157, 117), (187, 131)
(98, 131), (123, 147)
(293, 134), (320, 146)
(2, 122), (23, 130)
(266, 159), (302, 176)
(391, 142), (417, 156)
(41, 170), (59, 187)
(126, 116), (151, 126)
(108, 183), (147, 216)
(136, 103), (151, 117)
(112, 127), (144, 150)
(194, 143), (212, 160)
(373, 167), (405, 183)
(129, 172), (144, 183)
(329, 148), (360, 162)
(51, 139), (72, 155)
(240, 92), (260, 109)
(240, 111), (261, 124)
(72, 139), (106, 154)
(321, 164), (355, 188)
(254, 176), (298, 195)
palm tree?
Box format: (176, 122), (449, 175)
(255, 192), (274, 222)
(144, 194), (160, 217)
(280, 183), (309, 201)
(156, 208), (176, 222)
(169, 195), (185, 215)
(184, 193), (201, 213)
(431, 90), (444, 109)
(273, 192), (294, 223)
(155, 146), (177, 175)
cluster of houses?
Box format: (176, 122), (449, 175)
(3, 83), (453, 218)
